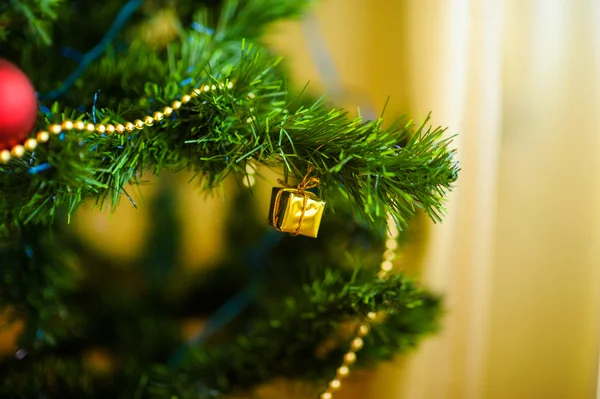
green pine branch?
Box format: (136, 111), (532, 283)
(0, 266), (441, 398)
(1, 2), (457, 234)
(0, 39), (457, 234)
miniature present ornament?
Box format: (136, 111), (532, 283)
(268, 166), (326, 238)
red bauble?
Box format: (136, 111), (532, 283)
(0, 59), (38, 149)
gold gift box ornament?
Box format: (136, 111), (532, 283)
(268, 166), (326, 238)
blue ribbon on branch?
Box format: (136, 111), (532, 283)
(38, 0), (144, 101)
(167, 229), (283, 368)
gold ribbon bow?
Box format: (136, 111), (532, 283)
(272, 165), (321, 236)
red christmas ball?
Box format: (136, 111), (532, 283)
(0, 59), (38, 149)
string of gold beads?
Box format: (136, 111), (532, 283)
(319, 213), (399, 399)
(0, 81), (234, 164)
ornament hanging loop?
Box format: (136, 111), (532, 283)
(277, 165), (321, 195)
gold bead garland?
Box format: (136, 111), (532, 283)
(319, 213), (399, 399)
(0, 81), (235, 164)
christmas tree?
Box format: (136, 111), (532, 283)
(0, 1), (458, 398)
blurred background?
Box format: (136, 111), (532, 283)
(16, 0), (597, 398)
